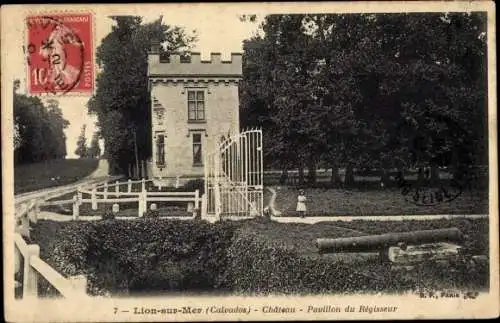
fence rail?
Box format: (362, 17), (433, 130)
(75, 178), (201, 218)
(14, 231), (88, 299)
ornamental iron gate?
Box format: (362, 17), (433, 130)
(204, 129), (263, 219)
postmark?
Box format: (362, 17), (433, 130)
(392, 112), (478, 206)
(25, 13), (94, 95)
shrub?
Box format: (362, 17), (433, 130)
(47, 219), (241, 295)
(143, 209), (160, 218)
(101, 210), (116, 220)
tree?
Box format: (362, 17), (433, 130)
(88, 16), (196, 174)
(14, 92), (69, 164)
(75, 125), (88, 158)
(88, 131), (102, 159)
(240, 13), (487, 188)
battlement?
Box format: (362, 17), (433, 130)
(148, 51), (242, 78)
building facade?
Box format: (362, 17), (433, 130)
(148, 44), (242, 186)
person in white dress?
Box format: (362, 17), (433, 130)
(296, 190), (307, 218)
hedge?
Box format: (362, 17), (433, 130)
(47, 219), (240, 296)
(41, 217), (489, 296)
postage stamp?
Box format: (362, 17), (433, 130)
(25, 13), (94, 95)
(1, 2), (498, 322)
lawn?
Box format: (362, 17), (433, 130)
(15, 159), (100, 194)
(272, 186), (488, 216)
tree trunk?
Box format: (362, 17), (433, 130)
(279, 168), (288, 185)
(417, 167), (425, 186)
(380, 168), (390, 188)
(307, 161), (317, 186)
(330, 164), (341, 188)
(344, 164), (355, 187)
(430, 165), (440, 187)
(298, 167), (305, 186)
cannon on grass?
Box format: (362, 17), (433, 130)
(316, 228), (463, 264)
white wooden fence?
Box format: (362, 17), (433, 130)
(14, 202), (88, 299)
(75, 178), (201, 218)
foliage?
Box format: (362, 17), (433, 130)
(101, 210), (116, 220)
(47, 219), (241, 295)
(143, 209), (160, 218)
(36, 217), (488, 296)
(14, 92), (69, 164)
(240, 13), (487, 186)
(88, 16), (196, 174)
(74, 125), (89, 158)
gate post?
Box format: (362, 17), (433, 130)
(128, 179), (132, 193)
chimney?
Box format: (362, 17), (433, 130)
(150, 39), (161, 54)
(148, 39), (161, 69)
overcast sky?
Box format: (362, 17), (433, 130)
(11, 9), (262, 158)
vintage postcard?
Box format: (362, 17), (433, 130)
(2, 1), (498, 322)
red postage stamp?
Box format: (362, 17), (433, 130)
(25, 13), (94, 95)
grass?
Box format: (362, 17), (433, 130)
(272, 186), (488, 216)
(242, 217), (488, 257)
(15, 159), (100, 194)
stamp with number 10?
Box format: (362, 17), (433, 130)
(25, 13), (94, 95)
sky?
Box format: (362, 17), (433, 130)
(11, 8), (262, 158)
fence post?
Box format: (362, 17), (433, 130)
(194, 189), (200, 215)
(23, 244), (40, 299)
(128, 179), (132, 193)
(115, 180), (120, 196)
(72, 194), (79, 221)
(28, 201), (38, 224)
(69, 275), (87, 296)
(201, 193), (207, 220)
(141, 178), (146, 192)
(14, 244), (21, 274)
(138, 193), (146, 217)
(103, 182), (108, 200)
(91, 184), (97, 210)
(77, 186), (83, 206)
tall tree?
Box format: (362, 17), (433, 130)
(88, 16), (196, 174)
(88, 131), (102, 159)
(75, 125), (88, 158)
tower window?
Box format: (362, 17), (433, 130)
(187, 90), (205, 121)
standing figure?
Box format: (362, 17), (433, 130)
(296, 190), (307, 218)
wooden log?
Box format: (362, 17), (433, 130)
(316, 228), (462, 253)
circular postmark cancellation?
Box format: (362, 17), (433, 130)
(392, 112), (478, 206)
(25, 13), (94, 95)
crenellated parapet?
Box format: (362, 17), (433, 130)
(148, 50), (242, 81)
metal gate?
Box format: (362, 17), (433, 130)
(204, 129), (263, 219)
